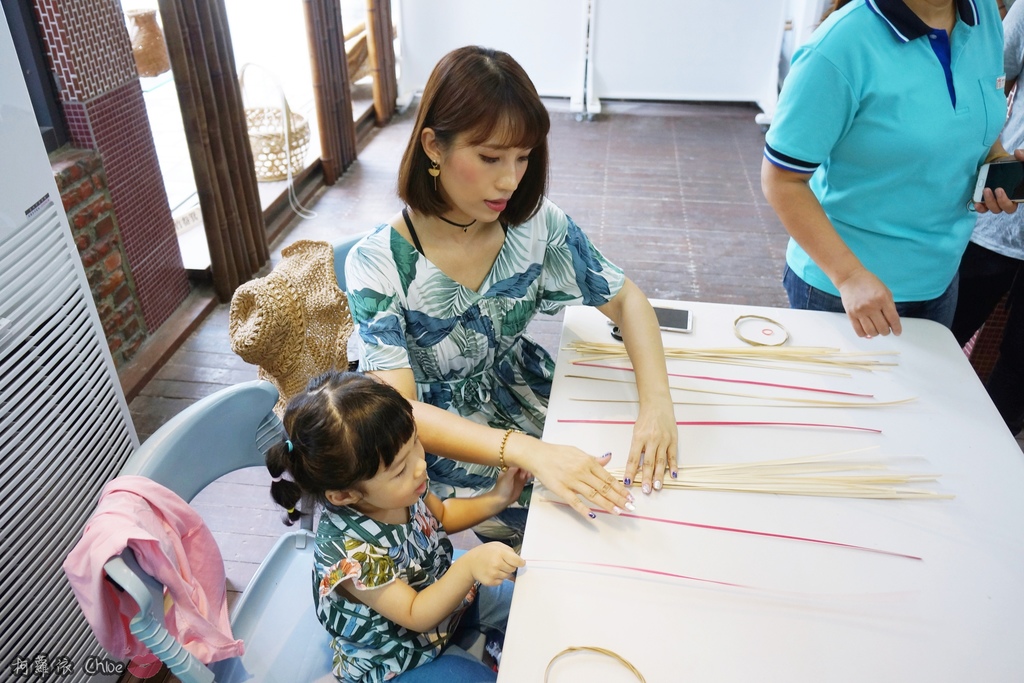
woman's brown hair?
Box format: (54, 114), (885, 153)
(398, 45), (551, 227)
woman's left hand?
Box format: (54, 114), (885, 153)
(490, 466), (531, 507)
(623, 397), (679, 494)
(976, 186), (1020, 214)
(976, 149), (1024, 214)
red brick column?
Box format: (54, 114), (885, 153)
(34, 0), (190, 331)
(52, 148), (148, 367)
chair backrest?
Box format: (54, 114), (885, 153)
(104, 549), (217, 683)
(333, 233), (367, 291)
(97, 379), (333, 682)
(119, 380), (282, 503)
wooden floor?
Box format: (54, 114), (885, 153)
(127, 99), (801, 608)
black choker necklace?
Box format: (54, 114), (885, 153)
(437, 214), (477, 231)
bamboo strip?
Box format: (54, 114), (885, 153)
(673, 446), (879, 467)
(567, 340), (899, 374)
(572, 397), (831, 408)
(566, 503), (923, 559)
(613, 476), (949, 499)
(571, 397), (914, 409)
(564, 374), (915, 408)
(656, 484), (949, 499)
(559, 418), (882, 432)
(606, 449), (951, 500)
(573, 361), (875, 397)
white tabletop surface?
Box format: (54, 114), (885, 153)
(498, 300), (1024, 682)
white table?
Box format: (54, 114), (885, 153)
(499, 301), (1024, 682)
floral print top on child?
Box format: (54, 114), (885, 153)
(314, 496), (475, 682)
(345, 198), (626, 501)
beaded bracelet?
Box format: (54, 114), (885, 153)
(498, 428), (517, 472)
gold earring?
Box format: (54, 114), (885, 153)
(428, 159), (440, 190)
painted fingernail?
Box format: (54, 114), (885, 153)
(624, 501), (636, 512)
(642, 484), (651, 495)
(671, 470), (678, 479)
(588, 511), (597, 519)
(602, 451), (612, 458)
(653, 480), (662, 491)
(623, 477), (631, 486)
(612, 506), (623, 515)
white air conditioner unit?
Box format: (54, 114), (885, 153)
(1, 6), (138, 680)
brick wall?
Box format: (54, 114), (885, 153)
(52, 147), (148, 367)
(34, 0), (191, 332)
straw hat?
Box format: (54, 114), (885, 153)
(229, 240), (353, 414)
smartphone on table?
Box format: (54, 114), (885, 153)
(653, 306), (693, 333)
(973, 160), (1024, 203)
(611, 306), (693, 340)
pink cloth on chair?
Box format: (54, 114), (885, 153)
(63, 475), (244, 667)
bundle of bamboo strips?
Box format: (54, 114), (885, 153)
(567, 341), (898, 375)
(609, 450), (951, 500)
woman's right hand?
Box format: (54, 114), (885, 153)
(511, 436), (635, 519)
(462, 543), (525, 586)
(836, 267), (902, 338)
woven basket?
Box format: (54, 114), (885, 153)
(240, 64), (311, 182)
(126, 9), (170, 78)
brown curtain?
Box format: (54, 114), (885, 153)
(303, 0), (357, 185)
(158, 0), (268, 302)
(366, 0), (397, 126)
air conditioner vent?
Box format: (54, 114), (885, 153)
(0, 207), (136, 680)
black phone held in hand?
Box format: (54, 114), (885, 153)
(973, 160), (1024, 203)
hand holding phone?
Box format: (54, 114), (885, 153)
(973, 160), (1024, 203)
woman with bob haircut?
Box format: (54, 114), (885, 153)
(344, 45), (677, 544)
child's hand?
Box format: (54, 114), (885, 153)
(461, 542), (525, 586)
(491, 466), (531, 506)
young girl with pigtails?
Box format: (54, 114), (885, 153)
(265, 370), (528, 682)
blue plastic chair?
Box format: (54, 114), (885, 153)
(333, 233), (367, 291)
(101, 380), (335, 683)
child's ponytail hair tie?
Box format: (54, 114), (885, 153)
(267, 436), (303, 526)
(282, 507), (303, 526)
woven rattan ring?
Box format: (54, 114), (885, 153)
(733, 314), (790, 347)
(544, 646), (646, 682)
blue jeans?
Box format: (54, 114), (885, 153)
(393, 579), (515, 682)
(782, 265), (959, 330)
(390, 646), (495, 682)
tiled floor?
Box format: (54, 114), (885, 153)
(127, 99), (1024, 610)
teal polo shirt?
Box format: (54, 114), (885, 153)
(764, 0), (1006, 301)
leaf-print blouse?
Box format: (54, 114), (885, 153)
(314, 496), (474, 682)
(345, 198), (626, 501)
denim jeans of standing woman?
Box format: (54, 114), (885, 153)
(783, 266), (959, 330)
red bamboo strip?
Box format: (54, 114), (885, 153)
(557, 419), (882, 433)
(527, 559), (753, 588)
(580, 505), (920, 560)
(572, 361), (874, 398)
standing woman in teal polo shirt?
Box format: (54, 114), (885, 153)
(762, 0), (1020, 338)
